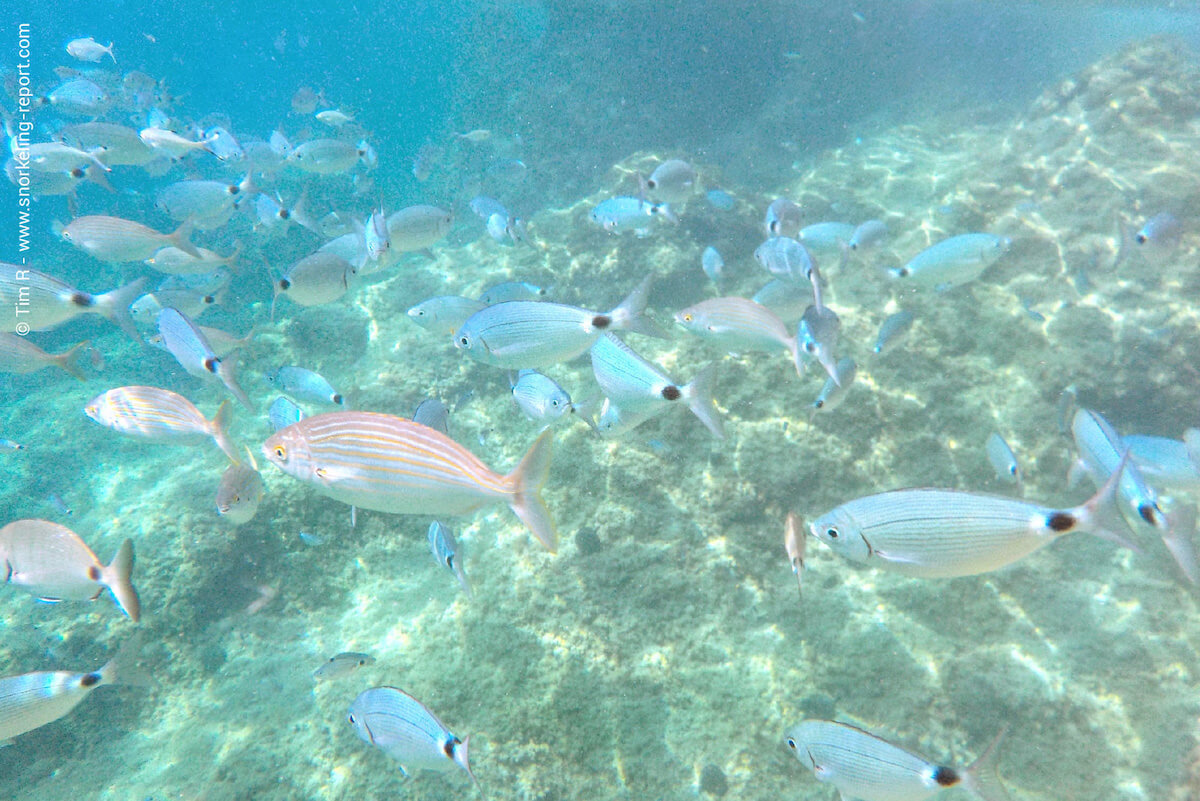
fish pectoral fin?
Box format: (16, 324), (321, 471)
(34, 596), (65, 604)
(873, 548), (925, 566)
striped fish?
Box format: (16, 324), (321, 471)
(0, 266), (144, 339)
(262, 412), (556, 551)
(784, 720), (1009, 801)
(675, 297), (798, 371)
(85, 386), (240, 463)
(348, 686), (481, 793)
(808, 461), (1127, 578)
(0, 333), (90, 380)
(61, 214), (199, 262)
(0, 654), (123, 742)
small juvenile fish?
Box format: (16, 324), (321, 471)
(985, 432), (1022, 486)
(872, 310), (914, 355)
(848, 219), (888, 251)
(156, 179), (246, 224)
(363, 205), (391, 265)
(511, 369), (574, 423)
(889, 234), (1011, 291)
(428, 521), (473, 598)
(764, 198), (803, 238)
(0, 650), (128, 742)
(0, 438), (25, 451)
(130, 289), (223, 325)
(1135, 212), (1181, 248)
(204, 126), (244, 162)
(642, 159), (696, 205)
(589, 196), (676, 236)
(784, 512), (805, 598)
(348, 686), (482, 793)
(157, 308), (253, 410)
(0, 520), (140, 621)
(216, 456), (265, 525)
(457, 128), (492, 142)
(264, 366), (344, 406)
(408, 296), (488, 336)
(313, 651), (375, 681)
(298, 531), (326, 547)
(412, 398), (450, 436)
(273, 252), (357, 317)
(66, 37), (116, 63)
(85, 386), (239, 463)
(784, 720), (1009, 801)
(0, 333), (90, 381)
(478, 281), (547, 304)
(268, 396), (307, 432)
(62, 215), (199, 263)
(700, 246), (725, 285)
(811, 358), (856, 414)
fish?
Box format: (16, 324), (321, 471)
(428, 521), (473, 598)
(889, 234), (1011, 291)
(146, 245), (238, 276)
(1125, 434), (1200, 491)
(139, 127), (215, 158)
(797, 303), (841, 385)
(1135, 212), (1181, 249)
(407, 296), (488, 336)
(848, 219), (889, 251)
(65, 37), (116, 63)
(0, 334), (90, 381)
(700, 246), (725, 285)
(765, 198), (803, 238)
(313, 652), (375, 681)
(807, 460), (1126, 578)
(62, 215), (199, 262)
(268, 396), (307, 432)
(273, 251), (358, 315)
(0, 650), (130, 742)
(754, 237), (815, 282)
(156, 308), (253, 410)
(469, 195), (507, 221)
(642, 159), (696, 205)
(348, 686), (482, 793)
(457, 128), (492, 142)
(511, 370), (574, 423)
(315, 109), (355, 126)
(0, 438), (24, 452)
(784, 511), (805, 598)
(752, 279), (809, 323)
(872, 310), (915, 355)
(387, 205), (454, 251)
(412, 399), (450, 435)
(412, 143), (444, 181)
(589, 196), (676, 236)
(589, 333), (724, 439)
(264, 366), (344, 406)
(26, 142), (110, 174)
(216, 455), (265, 525)
(156, 179), (248, 224)
(286, 138), (368, 174)
(478, 282), (547, 305)
(798, 222), (856, 258)
(0, 267), (144, 339)
(985, 432), (1022, 486)
(784, 720), (1009, 801)
(363, 205), (391, 265)
(57, 122), (154, 166)
(130, 289), (223, 325)
(204, 126), (244, 162)
(811, 357), (856, 414)
(262, 412), (557, 551)
(46, 78), (110, 116)
(1071, 408), (1165, 530)
(453, 276), (667, 369)
(85, 386), (239, 463)
(0, 520), (140, 621)
(675, 297), (798, 371)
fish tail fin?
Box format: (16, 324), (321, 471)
(609, 276), (669, 339)
(168, 217), (201, 258)
(456, 735), (486, 800)
(218, 359), (255, 411)
(1072, 450), (1140, 550)
(95, 276), (147, 341)
(101, 539), (141, 622)
(107, 43), (116, 64)
(681, 363), (725, 439)
(208, 400), (241, 463)
(54, 339), (91, 381)
(962, 727), (1012, 801)
(98, 632), (152, 688)
(654, 202), (678, 224)
(1161, 503), (1200, 585)
(506, 429), (557, 552)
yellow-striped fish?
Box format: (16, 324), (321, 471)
(84, 386), (239, 463)
(263, 412), (557, 551)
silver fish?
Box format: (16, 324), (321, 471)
(139, 127), (215, 158)
(511, 370), (574, 423)
(0, 519), (140, 621)
(156, 179), (246, 224)
(348, 686), (482, 793)
(428, 521), (473, 598)
(313, 651), (375, 681)
(364, 205), (391, 265)
(408, 296), (488, 336)
(811, 357), (856, 414)
(85, 386), (239, 463)
(700, 246), (725, 285)
(0, 438), (24, 451)
(754, 236), (814, 282)
(985, 432), (1022, 486)
(268, 396), (307, 432)
(0, 651), (126, 742)
(808, 463), (1125, 578)
(62, 215), (199, 263)
(264, 366), (344, 406)
(216, 457), (264, 525)
(784, 511), (805, 599)
(273, 251), (357, 316)
(0, 267), (143, 338)
(1135, 212), (1181, 249)
(26, 142), (109, 174)
(642, 158), (696, 205)
(889, 234), (1011, 291)
(204, 126), (244, 162)
(675, 297), (798, 369)
(765, 198), (803, 238)
(387, 205), (454, 251)
(412, 399), (450, 436)
(752, 279), (809, 323)
(286, 138), (367, 174)
(57, 122), (153, 166)
(157, 308), (253, 410)
(589, 196), (676, 236)
(1125, 434), (1200, 491)
(799, 221), (856, 258)
(872, 310), (915, 355)
(478, 281), (547, 304)
(1071, 408), (1164, 529)
(454, 277), (666, 369)
(66, 37), (115, 63)
(784, 720), (1009, 801)
(848, 219), (889, 251)
(146, 245), (238, 276)
(797, 303), (841, 385)
(46, 78), (110, 116)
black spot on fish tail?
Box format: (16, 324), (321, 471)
(1047, 512), (1075, 532)
(1135, 233), (1148, 244)
(70, 168), (84, 178)
(443, 737), (460, 759)
(202, 295), (216, 305)
(87, 565), (100, 581)
(278, 278), (291, 290)
(331, 394), (344, 405)
(661, 385), (682, 401)
(1138, 502), (1160, 526)
(932, 766), (960, 787)
(71, 292), (95, 308)
(204, 357), (219, 374)
(592, 315), (611, 329)
(80, 672), (101, 687)
(228, 185), (240, 195)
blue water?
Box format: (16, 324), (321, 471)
(2, 2), (1200, 800)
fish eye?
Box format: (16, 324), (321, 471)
(550, 399), (560, 407)
(274, 445), (287, 459)
(825, 527), (839, 539)
(347, 713), (356, 724)
(682, 314), (693, 323)
(458, 336), (470, 347)
(786, 738), (797, 749)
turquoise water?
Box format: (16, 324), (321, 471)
(2, 3), (1200, 800)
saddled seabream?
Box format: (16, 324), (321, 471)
(57, 122), (154, 166)
(765, 198), (803, 238)
(848, 219), (889, 251)
(45, 78), (110, 116)
(641, 158), (696, 205)
(0, 519), (140, 621)
(784, 720), (1009, 801)
(411, 398), (450, 435)
(675, 296), (799, 372)
(0, 333), (90, 381)
(139, 127), (215, 158)
(808, 461), (1127, 578)
(453, 276), (667, 369)
(146, 244), (238, 276)
(755, 236), (814, 282)
(752, 279), (809, 324)
(985, 432), (1022, 486)
(204, 126), (244, 162)
(479, 281), (547, 305)
(85, 386), (239, 463)
(286, 138), (369, 175)
(62, 215), (199, 262)
(156, 178), (251, 225)
(267, 396), (306, 432)
(589, 196), (676, 236)
(1125, 434), (1200, 491)
(0, 647), (133, 742)
(265, 365), (344, 406)
(511, 369), (574, 424)
(0, 267), (143, 338)
(157, 308), (253, 410)
(272, 251), (357, 317)
(872, 310), (914, 355)
(130, 288), (224, 325)
(589, 332), (724, 439)
(797, 302), (841, 385)
(428, 520), (472, 598)
(26, 142), (109, 174)
(889, 233), (1011, 291)
(810, 357), (856, 415)
(314, 652), (375, 682)
(65, 37), (115, 63)
(387, 204), (454, 251)
(148, 323), (252, 358)
(263, 412), (556, 551)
